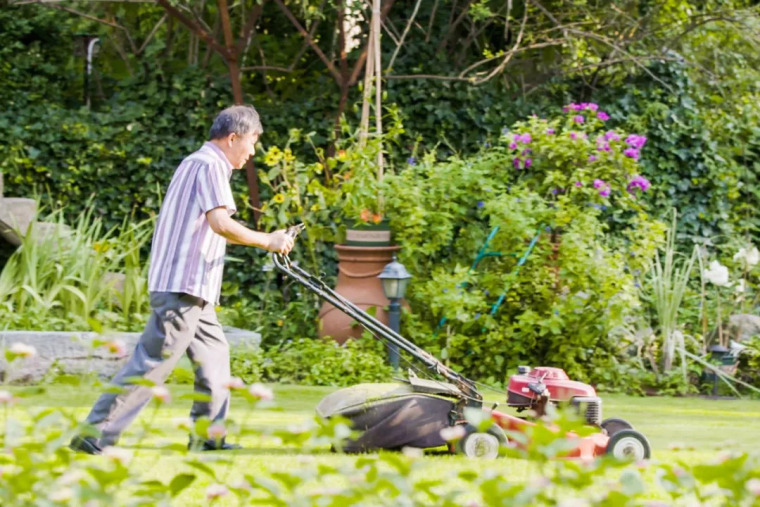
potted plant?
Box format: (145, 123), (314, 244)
(333, 137), (392, 247)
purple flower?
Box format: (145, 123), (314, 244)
(546, 128), (555, 135)
(599, 187), (611, 197)
(519, 133), (532, 144)
(574, 115), (585, 124)
(477, 200), (485, 208)
(586, 103), (599, 112)
(552, 188), (559, 195)
(593, 179), (605, 189)
(575, 181), (583, 187)
(501, 128), (510, 135)
(570, 132), (578, 140)
(626, 175), (651, 194)
(572, 103), (583, 111)
(596, 141), (610, 152)
(623, 148), (640, 160)
(522, 148), (532, 155)
(407, 157), (417, 165)
(588, 155), (597, 162)
(597, 111), (610, 121)
(509, 142), (518, 150)
(525, 158), (532, 168)
(513, 157), (522, 169)
(604, 130), (620, 141)
(625, 134), (648, 149)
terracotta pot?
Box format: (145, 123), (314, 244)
(319, 244), (401, 344)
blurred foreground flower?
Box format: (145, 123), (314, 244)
(248, 383), (274, 401)
(151, 386), (171, 404)
(104, 339), (127, 358)
(225, 377), (245, 390)
(207, 484), (229, 500)
(102, 446), (133, 466)
(9, 342), (37, 358)
(439, 425), (466, 442)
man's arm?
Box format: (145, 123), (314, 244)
(206, 207), (294, 254)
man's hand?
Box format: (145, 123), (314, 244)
(266, 229), (295, 255)
(206, 208), (295, 254)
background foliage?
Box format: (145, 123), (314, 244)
(4, 1), (760, 392)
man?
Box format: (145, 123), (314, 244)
(71, 105), (293, 454)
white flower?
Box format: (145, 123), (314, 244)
(173, 417), (193, 431)
(401, 446), (424, 459)
(102, 446), (133, 466)
(104, 339), (127, 358)
(206, 484), (229, 500)
(49, 487), (74, 503)
(9, 342), (36, 358)
(0, 391), (15, 404)
(150, 386), (171, 404)
(439, 425), (467, 442)
(232, 479), (251, 492)
(746, 478), (760, 496)
(225, 377), (245, 390)
(734, 246), (760, 267)
(735, 279), (747, 294)
(207, 423), (227, 441)
(703, 260), (730, 287)
(58, 470), (86, 486)
(248, 383), (274, 401)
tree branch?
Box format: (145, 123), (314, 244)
(155, 0), (229, 58)
(272, 0), (342, 83)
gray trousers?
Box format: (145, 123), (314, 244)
(86, 292), (231, 446)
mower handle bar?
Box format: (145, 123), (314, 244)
(271, 240), (481, 405)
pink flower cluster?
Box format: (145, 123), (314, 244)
(562, 102), (610, 121)
(627, 175), (651, 194)
(623, 134), (647, 161)
(508, 132), (532, 150)
(593, 179), (611, 197)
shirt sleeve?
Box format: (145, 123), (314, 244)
(196, 162), (237, 216)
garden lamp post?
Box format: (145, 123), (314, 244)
(378, 256), (411, 369)
(74, 34), (100, 108)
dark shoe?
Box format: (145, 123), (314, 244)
(188, 436), (242, 451)
(70, 435), (103, 455)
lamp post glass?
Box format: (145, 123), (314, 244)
(378, 258), (412, 300)
(378, 257), (411, 369)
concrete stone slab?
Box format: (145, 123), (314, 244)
(0, 328), (261, 383)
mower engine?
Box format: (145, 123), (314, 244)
(506, 366), (602, 426)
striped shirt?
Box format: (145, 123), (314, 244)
(147, 142), (237, 304)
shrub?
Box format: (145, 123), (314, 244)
(379, 104), (665, 384)
(229, 337), (394, 387)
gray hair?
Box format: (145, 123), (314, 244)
(208, 105), (263, 140)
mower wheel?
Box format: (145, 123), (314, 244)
(601, 418), (634, 437)
(456, 425), (507, 459)
(605, 429), (651, 461)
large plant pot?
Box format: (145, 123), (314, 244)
(345, 218), (392, 247)
(319, 244), (401, 344)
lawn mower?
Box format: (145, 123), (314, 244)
(273, 225), (651, 460)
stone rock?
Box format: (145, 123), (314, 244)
(707, 314), (760, 346)
(0, 328), (261, 383)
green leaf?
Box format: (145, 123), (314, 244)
(169, 473), (196, 497)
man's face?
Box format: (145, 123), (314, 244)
(228, 132), (259, 169)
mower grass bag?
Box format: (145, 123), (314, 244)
(316, 381), (463, 452)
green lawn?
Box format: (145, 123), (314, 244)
(8, 384), (760, 504)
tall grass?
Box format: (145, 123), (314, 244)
(648, 209), (697, 377)
(0, 202), (154, 331)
